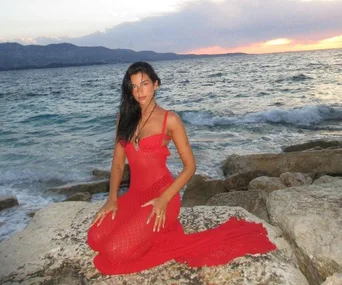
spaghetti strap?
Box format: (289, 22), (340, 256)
(161, 111), (168, 135)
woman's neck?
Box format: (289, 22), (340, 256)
(141, 99), (156, 115)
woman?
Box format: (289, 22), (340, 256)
(87, 62), (276, 275)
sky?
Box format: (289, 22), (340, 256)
(0, 0), (341, 54)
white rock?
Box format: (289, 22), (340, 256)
(0, 203), (308, 285)
(321, 273), (342, 285)
(267, 181), (342, 285)
(248, 176), (287, 191)
(280, 172), (312, 187)
(313, 175), (342, 185)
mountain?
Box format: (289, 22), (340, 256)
(0, 43), (246, 71)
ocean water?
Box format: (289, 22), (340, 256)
(1, 49), (342, 241)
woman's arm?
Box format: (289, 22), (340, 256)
(107, 117), (126, 203)
(91, 116), (126, 226)
(142, 111), (196, 231)
(160, 111), (196, 202)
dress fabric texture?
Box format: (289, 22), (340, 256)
(87, 111), (276, 275)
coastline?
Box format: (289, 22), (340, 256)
(1, 139), (342, 284)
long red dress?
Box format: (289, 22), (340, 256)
(87, 111), (276, 275)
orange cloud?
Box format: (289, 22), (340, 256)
(186, 35), (342, 54)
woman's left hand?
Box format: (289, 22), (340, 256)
(141, 196), (169, 232)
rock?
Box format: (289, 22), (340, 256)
(280, 172), (312, 187)
(0, 195), (19, 211)
(206, 190), (269, 222)
(63, 192), (92, 202)
(222, 149), (342, 177)
(47, 179), (109, 196)
(223, 170), (268, 190)
(281, 140), (342, 152)
(27, 211), (36, 218)
(304, 146), (324, 152)
(313, 175), (342, 185)
(266, 180), (342, 285)
(92, 168), (111, 179)
(248, 176), (287, 191)
(92, 164), (130, 186)
(181, 175), (226, 206)
(321, 273), (342, 285)
(0, 203), (308, 285)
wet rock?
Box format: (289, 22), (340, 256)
(92, 168), (111, 179)
(92, 164), (130, 186)
(0, 195), (19, 211)
(27, 211), (36, 218)
(206, 190), (269, 222)
(182, 175), (226, 206)
(282, 140), (342, 152)
(47, 179), (109, 195)
(223, 170), (268, 190)
(63, 192), (92, 202)
(222, 150), (342, 177)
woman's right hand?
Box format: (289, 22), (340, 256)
(91, 200), (118, 227)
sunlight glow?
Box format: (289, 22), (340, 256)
(264, 38), (292, 46)
(186, 34), (342, 55)
(320, 35), (342, 44)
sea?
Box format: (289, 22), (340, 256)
(1, 49), (341, 242)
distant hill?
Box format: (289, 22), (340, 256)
(0, 43), (246, 71)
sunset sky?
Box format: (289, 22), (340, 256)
(1, 0), (341, 54)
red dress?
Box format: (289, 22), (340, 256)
(87, 111), (276, 275)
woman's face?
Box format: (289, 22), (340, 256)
(130, 72), (158, 106)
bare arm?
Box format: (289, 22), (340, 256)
(160, 112), (196, 202)
(107, 116), (126, 203)
(141, 112), (195, 231)
(91, 116), (126, 226)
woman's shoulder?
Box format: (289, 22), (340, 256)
(166, 110), (179, 120)
(155, 106), (182, 126)
(162, 111), (184, 132)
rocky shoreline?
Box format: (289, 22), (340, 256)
(0, 139), (341, 285)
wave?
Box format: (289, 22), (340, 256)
(275, 73), (313, 83)
(0, 167), (90, 186)
(208, 72), (224, 78)
(20, 113), (73, 125)
(180, 105), (342, 127)
(181, 110), (235, 126)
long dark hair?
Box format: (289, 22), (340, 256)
(117, 62), (161, 143)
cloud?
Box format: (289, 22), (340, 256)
(264, 39), (292, 46)
(13, 37), (38, 45)
(35, 0), (342, 53)
(189, 34), (342, 54)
